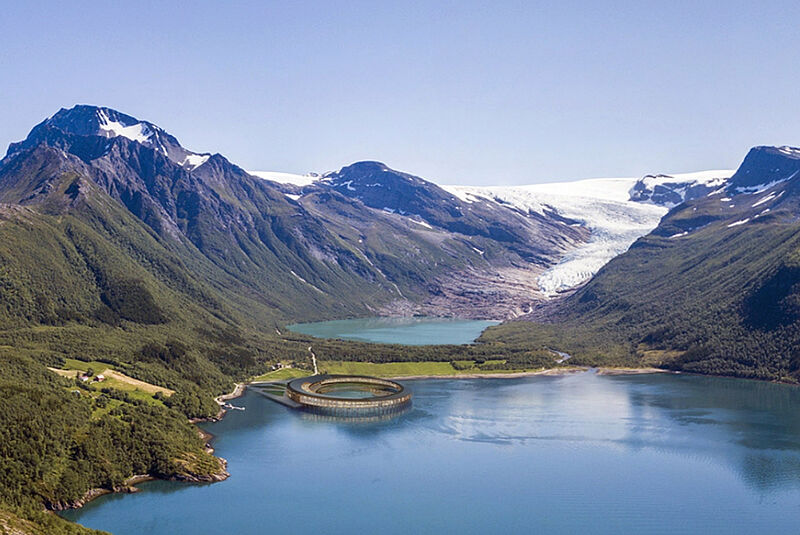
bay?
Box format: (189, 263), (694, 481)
(62, 372), (800, 534)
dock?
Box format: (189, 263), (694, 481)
(250, 384), (303, 409)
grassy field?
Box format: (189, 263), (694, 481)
(48, 361), (174, 403)
(102, 369), (174, 395)
(251, 367), (311, 382)
(63, 358), (120, 372)
(47, 367), (80, 378)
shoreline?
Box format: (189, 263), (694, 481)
(390, 367), (585, 380)
(49, 474), (156, 511)
(388, 366), (672, 381)
(216, 382), (246, 403)
(54, 383), (246, 514)
(190, 382), (248, 424)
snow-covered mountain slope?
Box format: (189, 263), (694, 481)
(629, 170), (733, 206)
(249, 170), (322, 187)
(443, 170), (733, 296)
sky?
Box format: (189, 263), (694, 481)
(1, 1), (799, 185)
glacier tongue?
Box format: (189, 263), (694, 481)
(534, 197), (665, 294)
(444, 178), (668, 296)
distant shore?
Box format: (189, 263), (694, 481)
(389, 366), (672, 381)
(245, 366), (674, 384)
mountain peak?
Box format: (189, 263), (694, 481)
(325, 161), (428, 188)
(8, 105), (210, 171)
(336, 160), (390, 172)
(44, 105), (150, 141)
(727, 145), (800, 193)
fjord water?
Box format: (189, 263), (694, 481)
(287, 317), (500, 345)
(64, 373), (800, 534)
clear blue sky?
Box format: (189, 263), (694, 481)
(2, 1), (799, 185)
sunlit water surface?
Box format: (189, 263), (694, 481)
(63, 373), (800, 534)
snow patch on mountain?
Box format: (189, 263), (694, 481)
(97, 109), (153, 144)
(181, 153), (210, 170)
(752, 191), (781, 207)
(249, 171), (321, 187)
(776, 146), (800, 158)
(727, 218), (750, 228)
(734, 173), (797, 194)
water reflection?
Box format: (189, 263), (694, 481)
(402, 373), (800, 492)
(298, 404), (412, 425)
(616, 374), (800, 492)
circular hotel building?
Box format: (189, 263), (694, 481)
(285, 374), (412, 415)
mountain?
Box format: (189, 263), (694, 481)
(317, 160), (568, 249)
(300, 161), (594, 316)
(8, 105), (211, 171)
(486, 145), (800, 382)
(0, 108), (380, 328)
(726, 146), (800, 192)
(256, 166), (735, 299)
(245, 164), (601, 317)
(628, 170), (731, 206)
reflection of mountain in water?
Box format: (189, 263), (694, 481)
(408, 373), (800, 492)
(617, 374), (800, 492)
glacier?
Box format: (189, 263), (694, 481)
(444, 170), (732, 296)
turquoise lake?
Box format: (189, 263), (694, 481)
(287, 317), (500, 345)
(63, 372), (800, 534)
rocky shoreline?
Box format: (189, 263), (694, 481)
(48, 460), (230, 512)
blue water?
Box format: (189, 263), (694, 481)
(287, 317), (500, 345)
(63, 372), (800, 534)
